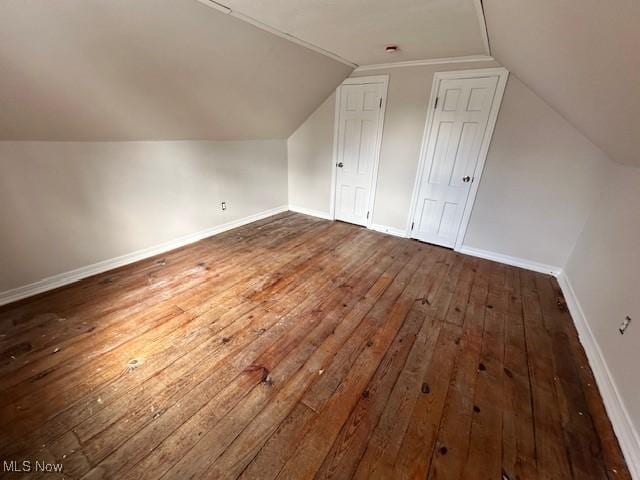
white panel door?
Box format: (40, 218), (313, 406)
(334, 82), (384, 226)
(411, 75), (500, 247)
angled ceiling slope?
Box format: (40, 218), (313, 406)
(483, 0), (640, 167)
(218, 0), (490, 66)
(0, 0), (352, 141)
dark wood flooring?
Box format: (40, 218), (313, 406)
(0, 212), (630, 479)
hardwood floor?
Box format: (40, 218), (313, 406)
(0, 212), (630, 479)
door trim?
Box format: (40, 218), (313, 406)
(406, 67), (509, 250)
(329, 75), (389, 227)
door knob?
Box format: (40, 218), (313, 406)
(462, 176), (472, 183)
(337, 162), (344, 168)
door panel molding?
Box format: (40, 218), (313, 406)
(406, 67), (509, 250)
(330, 75), (389, 227)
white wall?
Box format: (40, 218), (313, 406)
(287, 60), (498, 220)
(483, 0), (640, 167)
(288, 65), (608, 270)
(0, 140), (287, 293)
(0, 0), (352, 141)
(288, 92), (336, 215)
(563, 163), (640, 468)
(463, 76), (610, 268)
(287, 64), (640, 470)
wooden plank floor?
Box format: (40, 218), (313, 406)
(0, 212), (630, 479)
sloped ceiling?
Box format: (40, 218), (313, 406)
(219, 0), (489, 65)
(483, 0), (640, 167)
(0, 0), (352, 141)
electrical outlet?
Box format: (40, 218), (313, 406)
(619, 316), (631, 335)
(221, 201), (227, 211)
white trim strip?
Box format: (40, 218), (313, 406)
(288, 205), (333, 221)
(458, 244), (640, 476)
(557, 271), (640, 479)
(329, 90), (342, 220)
(195, 0), (357, 68)
(0, 205), (289, 307)
(291, 203), (638, 476)
(458, 246), (561, 276)
(288, 208), (408, 240)
(354, 55), (495, 72)
(196, 2), (495, 72)
(473, 0), (492, 56)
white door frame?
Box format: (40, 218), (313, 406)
(406, 67), (509, 250)
(329, 75), (389, 227)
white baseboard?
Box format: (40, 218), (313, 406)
(0, 205), (289, 307)
(457, 245), (639, 476)
(369, 223), (409, 238)
(288, 205), (333, 221)
(287, 208), (409, 240)
(457, 245), (561, 276)
(557, 271), (640, 479)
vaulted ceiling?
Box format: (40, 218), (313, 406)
(217, 0), (489, 66)
(0, 0), (352, 141)
(483, 0), (640, 167)
(1, 0), (636, 165)
(0, 0), (490, 142)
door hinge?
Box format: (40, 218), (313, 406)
(379, 97), (382, 109)
(411, 221), (415, 230)
(366, 211), (370, 219)
(434, 97), (439, 109)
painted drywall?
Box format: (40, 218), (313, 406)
(288, 92), (337, 214)
(564, 163), (640, 449)
(0, 0), (351, 141)
(463, 76), (610, 268)
(287, 60), (498, 218)
(483, 0), (640, 167)
(219, 0), (488, 65)
(0, 140), (287, 292)
(288, 66), (610, 270)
